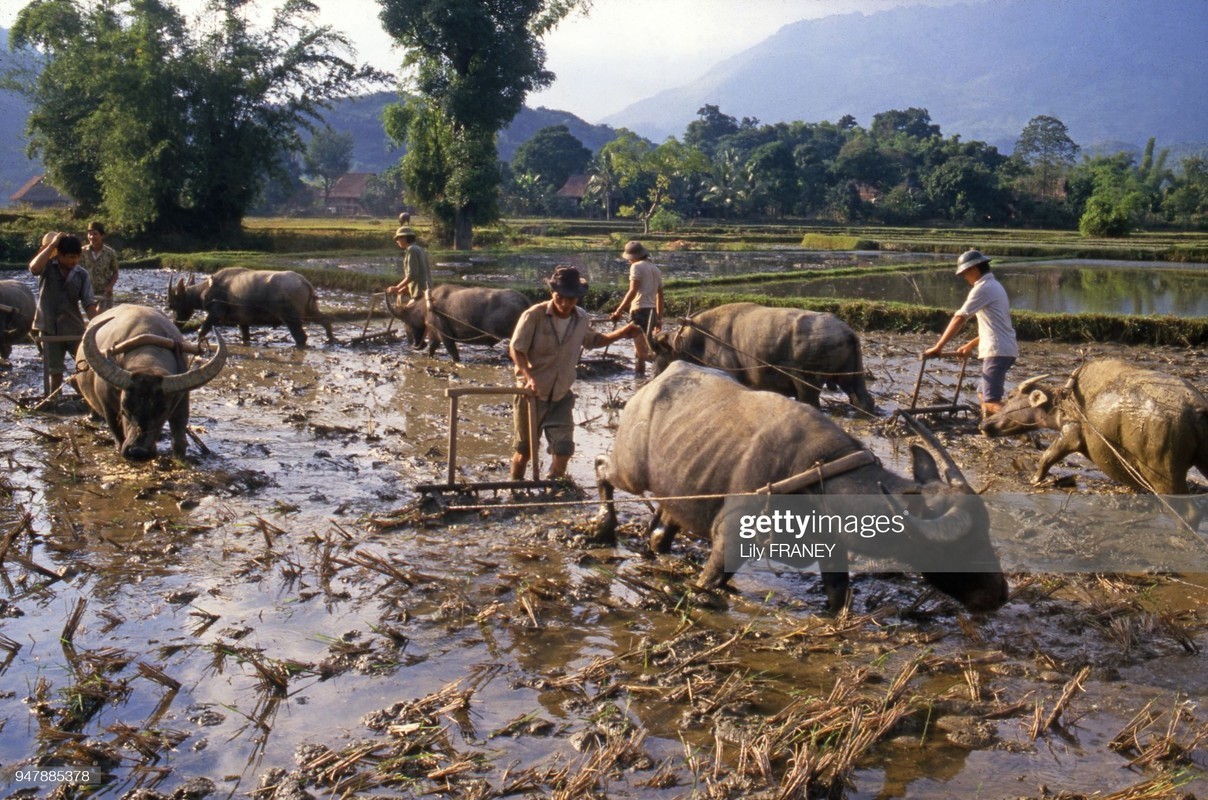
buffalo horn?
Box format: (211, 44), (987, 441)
(880, 484), (975, 544)
(897, 413), (968, 487)
(915, 502), (975, 543)
(1015, 374), (1054, 394)
(160, 331), (227, 394)
(82, 319), (134, 390)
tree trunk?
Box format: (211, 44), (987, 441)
(453, 207), (473, 250)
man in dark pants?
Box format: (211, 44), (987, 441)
(30, 232), (98, 397)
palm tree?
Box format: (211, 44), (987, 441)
(699, 148), (753, 218)
(583, 152), (617, 220)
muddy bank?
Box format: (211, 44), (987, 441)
(1, 271), (1206, 798)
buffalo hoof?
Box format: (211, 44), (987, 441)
(649, 530), (673, 554)
(591, 513), (617, 547)
(696, 564), (729, 590)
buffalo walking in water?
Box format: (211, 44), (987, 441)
(0, 279), (35, 361)
(651, 303), (876, 414)
(74, 305), (226, 460)
(168, 268), (334, 348)
(981, 359), (1208, 526)
(390, 284), (529, 362)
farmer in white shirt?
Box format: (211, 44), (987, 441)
(923, 249), (1018, 417)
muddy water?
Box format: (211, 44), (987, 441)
(1, 267), (1207, 798)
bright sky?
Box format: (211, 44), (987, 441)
(1, 0), (964, 122)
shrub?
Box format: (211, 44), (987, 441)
(648, 207), (683, 232)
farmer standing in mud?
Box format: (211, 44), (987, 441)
(385, 226), (431, 302)
(30, 232), (98, 397)
(923, 249), (1018, 417)
(609, 240), (663, 377)
(510, 266), (641, 481)
(83, 221), (119, 311)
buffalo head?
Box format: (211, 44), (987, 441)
(649, 328), (684, 376)
(167, 276), (201, 325)
(82, 319), (226, 460)
(980, 373), (1059, 437)
(888, 415), (1009, 613)
(388, 295), (428, 349)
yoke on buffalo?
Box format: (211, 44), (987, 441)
(594, 362), (1007, 612)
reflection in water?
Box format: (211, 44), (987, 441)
(301, 250), (953, 288)
(759, 263), (1208, 317)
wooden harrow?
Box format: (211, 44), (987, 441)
(415, 386), (562, 497)
(348, 292), (399, 345)
(893, 351), (978, 420)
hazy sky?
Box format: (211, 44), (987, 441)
(1, 0), (969, 122)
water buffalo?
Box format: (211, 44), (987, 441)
(0, 279), (35, 360)
(651, 302), (876, 415)
(74, 305), (226, 461)
(980, 359), (1208, 503)
(390, 285), (529, 362)
(594, 362), (1008, 612)
(168, 268), (334, 348)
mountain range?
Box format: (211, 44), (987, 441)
(604, 0), (1208, 152)
(4, 0), (1206, 205)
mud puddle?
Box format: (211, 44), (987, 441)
(1, 268), (1206, 798)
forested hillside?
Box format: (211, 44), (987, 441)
(607, 0), (1208, 152)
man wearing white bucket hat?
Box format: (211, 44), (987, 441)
(923, 249), (1018, 417)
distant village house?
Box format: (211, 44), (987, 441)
(327, 172), (374, 216)
(9, 174), (73, 209)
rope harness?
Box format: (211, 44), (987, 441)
(430, 449), (880, 513)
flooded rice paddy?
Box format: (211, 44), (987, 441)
(1, 264), (1206, 798)
(758, 261), (1208, 318)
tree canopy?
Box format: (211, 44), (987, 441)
(305, 128), (355, 208)
(6, 0), (381, 237)
(1015, 115), (1080, 199)
(378, 0), (589, 248)
(511, 124), (591, 193)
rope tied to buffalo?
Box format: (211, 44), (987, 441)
(666, 319), (881, 419)
(413, 450), (879, 513)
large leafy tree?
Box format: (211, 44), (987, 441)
(304, 127), (355, 208)
(511, 124), (591, 193)
(378, 0), (589, 248)
(8, 0), (380, 237)
(683, 104), (739, 159)
(602, 131), (708, 233)
(1015, 115), (1080, 199)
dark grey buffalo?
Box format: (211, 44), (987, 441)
(594, 362), (1008, 612)
(651, 302), (876, 414)
(390, 284), (529, 362)
(0, 279), (35, 360)
(168, 268), (334, 348)
(74, 306), (226, 461)
(981, 359), (1208, 500)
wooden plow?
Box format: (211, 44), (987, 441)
(414, 386), (561, 497)
(893, 351), (978, 420)
(348, 292), (399, 345)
